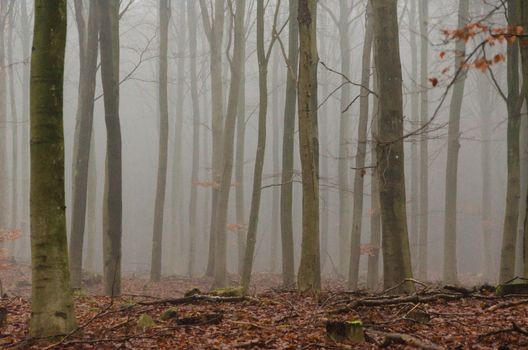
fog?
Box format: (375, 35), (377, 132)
(2, 0), (524, 288)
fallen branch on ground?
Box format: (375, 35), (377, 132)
(138, 294), (249, 306)
(367, 329), (445, 350)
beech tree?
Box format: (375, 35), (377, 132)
(371, 0), (413, 292)
(98, 0), (122, 296)
(150, 0), (171, 283)
(297, 0), (320, 292)
(443, 0), (469, 285)
(69, 0), (99, 289)
(29, 0), (76, 336)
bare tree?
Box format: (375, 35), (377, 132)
(371, 0), (414, 292)
(69, 0), (99, 289)
(297, 0), (321, 292)
(29, 0), (76, 336)
(151, 0), (171, 282)
(99, 0), (122, 296)
(443, 0), (469, 285)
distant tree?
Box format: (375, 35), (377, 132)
(297, 0), (321, 292)
(98, 0), (122, 296)
(29, 0), (76, 336)
(0, 2), (10, 233)
(371, 0), (414, 292)
(150, 0), (171, 283)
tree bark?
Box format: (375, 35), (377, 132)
(371, 0), (414, 292)
(0, 3), (8, 232)
(98, 0), (122, 296)
(69, 0), (99, 289)
(29, 0), (76, 336)
(297, 0), (321, 292)
(443, 0), (469, 285)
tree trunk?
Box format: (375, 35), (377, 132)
(270, 41), (281, 273)
(187, 0), (200, 277)
(521, 1), (528, 278)
(443, 0), (469, 285)
(0, 3), (8, 233)
(499, 0), (522, 283)
(171, 0), (186, 272)
(366, 68), (381, 290)
(337, 1), (352, 274)
(348, 2), (373, 289)
(98, 0), (122, 296)
(371, 0), (414, 292)
(199, 0), (225, 277)
(418, 0), (429, 281)
(84, 136), (97, 273)
(151, 0), (171, 282)
(235, 44), (247, 276)
(20, 0), (31, 262)
(297, 0), (321, 292)
(280, 0), (298, 288)
(7, 3), (18, 237)
(29, 0), (76, 336)
(408, 0), (420, 274)
(212, 0), (245, 288)
(241, 0), (271, 291)
(69, 0), (99, 289)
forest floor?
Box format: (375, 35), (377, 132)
(0, 263), (527, 349)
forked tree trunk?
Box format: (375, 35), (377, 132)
(348, 2), (373, 289)
(29, 0), (76, 336)
(280, 0), (298, 288)
(297, 0), (321, 292)
(151, 0), (171, 282)
(443, 0), (469, 285)
(371, 0), (414, 292)
(99, 0), (122, 296)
